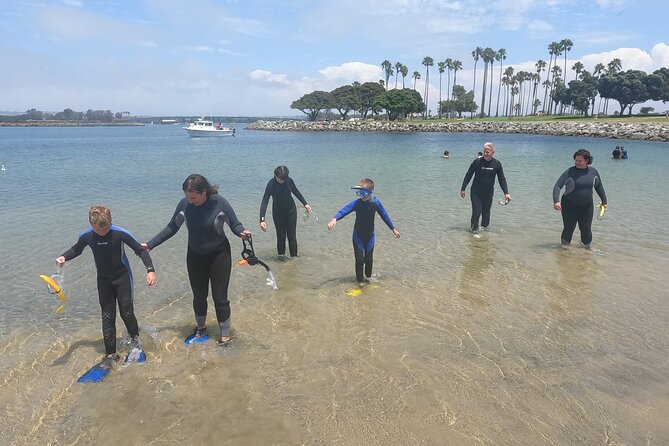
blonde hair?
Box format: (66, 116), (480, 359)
(89, 206), (112, 228)
(359, 178), (374, 190)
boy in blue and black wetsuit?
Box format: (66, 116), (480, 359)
(327, 178), (401, 285)
(57, 206), (156, 362)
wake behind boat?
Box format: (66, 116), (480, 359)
(184, 118), (235, 137)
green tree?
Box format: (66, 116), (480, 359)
(438, 61), (446, 118)
(440, 85), (477, 118)
(598, 69), (653, 115)
(373, 88), (424, 121)
(412, 71), (421, 90)
(652, 67), (669, 102)
(290, 91), (334, 121)
(355, 82), (385, 119)
(331, 85), (361, 120)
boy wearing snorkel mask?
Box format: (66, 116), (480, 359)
(327, 178), (401, 286)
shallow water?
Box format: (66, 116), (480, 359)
(0, 125), (668, 445)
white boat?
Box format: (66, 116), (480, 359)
(184, 118), (235, 137)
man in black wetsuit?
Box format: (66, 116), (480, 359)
(57, 206), (156, 361)
(460, 142), (512, 234)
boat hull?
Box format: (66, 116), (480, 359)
(185, 129), (235, 137)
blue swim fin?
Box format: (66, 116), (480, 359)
(77, 358), (113, 383)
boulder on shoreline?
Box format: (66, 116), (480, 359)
(246, 119), (669, 142)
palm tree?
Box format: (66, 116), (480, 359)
(381, 60), (393, 91)
(560, 38), (573, 85)
(422, 57), (434, 118)
(543, 41), (562, 113)
(451, 59), (462, 92)
(495, 48), (507, 117)
(487, 50), (496, 117)
(603, 58), (623, 114)
(480, 48), (495, 117)
(400, 64), (409, 88)
(593, 62), (606, 115)
(502, 66), (514, 117)
(444, 58), (453, 102)
(412, 71), (421, 90)
(394, 62), (403, 89)
(571, 61), (584, 83)
(471, 47), (482, 117)
(549, 65), (562, 114)
(532, 59), (546, 115)
(438, 61), (446, 118)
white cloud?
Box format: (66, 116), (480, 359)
(526, 20), (553, 37)
(581, 48), (654, 72)
(650, 43), (669, 70)
(319, 62), (381, 83)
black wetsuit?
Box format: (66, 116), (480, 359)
(147, 194), (245, 337)
(461, 157), (509, 231)
(259, 177), (308, 257)
(61, 225), (154, 355)
(334, 197), (395, 282)
(553, 166), (607, 245)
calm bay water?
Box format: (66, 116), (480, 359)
(0, 124), (668, 445)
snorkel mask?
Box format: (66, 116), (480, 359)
(352, 186), (373, 198)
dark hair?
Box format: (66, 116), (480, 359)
(182, 174), (218, 196)
(573, 149), (593, 165)
(274, 165), (289, 180)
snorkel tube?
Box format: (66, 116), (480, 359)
(238, 236), (278, 290)
(39, 264), (67, 314)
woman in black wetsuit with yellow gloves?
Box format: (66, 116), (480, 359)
(553, 149), (607, 249)
(259, 165), (312, 258)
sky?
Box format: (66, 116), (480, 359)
(1, 0), (668, 117)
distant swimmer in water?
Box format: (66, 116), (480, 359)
(442, 150), (450, 158)
(0, 164), (6, 171)
(612, 146), (621, 159)
(476, 151), (483, 159)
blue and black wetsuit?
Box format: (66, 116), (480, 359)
(147, 194), (245, 338)
(61, 225), (155, 355)
(259, 177), (308, 257)
(553, 166), (607, 246)
(333, 197), (395, 283)
(461, 157), (509, 231)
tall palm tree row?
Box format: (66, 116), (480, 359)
(495, 48), (507, 117)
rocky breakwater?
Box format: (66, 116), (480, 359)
(247, 119), (669, 142)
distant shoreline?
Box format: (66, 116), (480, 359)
(0, 120), (144, 127)
(247, 119), (669, 142)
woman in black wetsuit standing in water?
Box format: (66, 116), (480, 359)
(553, 149), (607, 249)
(259, 165), (312, 258)
(145, 174), (251, 346)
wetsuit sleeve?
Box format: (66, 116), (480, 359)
(461, 160), (477, 191)
(288, 178), (308, 206)
(147, 200), (187, 249)
(552, 169), (570, 203)
(219, 196), (246, 237)
(259, 179), (273, 222)
(121, 231), (155, 272)
(496, 161), (509, 195)
(334, 200), (358, 220)
(61, 233), (89, 261)
(593, 168), (607, 205)
(374, 198), (395, 230)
